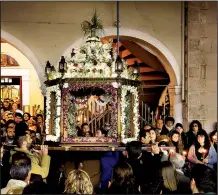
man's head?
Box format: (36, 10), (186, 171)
(6, 127), (15, 138)
(14, 112), (23, 123)
(81, 123), (90, 133)
(5, 112), (14, 122)
(12, 103), (18, 111)
(190, 164), (217, 194)
(126, 141), (142, 160)
(165, 117), (175, 127)
(3, 100), (9, 108)
(10, 152), (31, 183)
(156, 119), (163, 130)
(95, 128), (107, 138)
(36, 114), (43, 123)
(17, 135), (33, 149)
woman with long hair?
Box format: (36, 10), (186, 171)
(170, 131), (184, 154)
(161, 161), (178, 194)
(186, 120), (206, 149)
(108, 161), (138, 194)
(64, 169), (93, 194)
(187, 131), (217, 168)
(175, 123), (188, 149)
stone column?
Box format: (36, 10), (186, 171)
(168, 85), (183, 124)
(185, 2), (217, 132)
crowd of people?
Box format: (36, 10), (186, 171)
(0, 99), (217, 194)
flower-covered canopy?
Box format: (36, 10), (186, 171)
(46, 11), (134, 81)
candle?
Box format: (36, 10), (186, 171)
(182, 151), (187, 156)
(202, 149), (207, 159)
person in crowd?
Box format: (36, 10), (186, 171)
(160, 116), (175, 136)
(11, 103), (23, 115)
(23, 113), (31, 126)
(95, 128), (107, 138)
(1, 152), (31, 194)
(139, 130), (150, 144)
(99, 151), (120, 190)
(170, 131), (184, 154)
(78, 123), (93, 137)
(175, 123), (188, 149)
(10, 135), (51, 179)
(187, 130), (217, 169)
(125, 141), (145, 188)
(36, 114), (44, 133)
(5, 112), (14, 122)
(1, 142), (11, 188)
(5, 122), (16, 146)
(169, 153), (192, 194)
(209, 129), (217, 152)
(148, 128), (159, 144)
(140, 175), (163, 194)
(2, 99), (11, 111)
(155, 119), (164, 135)
(190, 164), (217, 194)
(143, 124), (152, 131)
(28, 116), (37, 127)
(107, 161), (138, 194)
(186, 120), (206, 149)
(142, 142), (163, 183)
(30, 130), (41, 145)
(161, 161), (178, 194)
(64, 169), (93, 194)
(14, 112), (28, 138)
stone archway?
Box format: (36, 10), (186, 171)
(1, 30), (45, 93)
(62, 28), (182, 123)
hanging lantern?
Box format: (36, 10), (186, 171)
(115, 1), (123, 78)
(59, 56), (67, 73)
(71, 49), (75, 58)
(45, 61), (52, 75)
(115, 56), (123, 77)
(132, 60), (140, 79)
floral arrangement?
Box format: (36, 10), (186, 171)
(46, 12), (133, 80)
(121, 85), (140, 144)
(45, 85), (61, 142)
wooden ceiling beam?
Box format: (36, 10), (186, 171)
(121, 50), (132, 58)
(126, 58), (142, 65)
(121, 40), (166, 72)
(139, 75), (169, 80)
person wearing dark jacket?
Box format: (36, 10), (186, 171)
(175, 123), (188, 149)
(99, 151), (120, 190)
(160, 116), (175, 137)
(125, 141), (145, 188)
(190, 164), (217, 194)
(186, 120), (207, 149)
(0, 143), (11, 188)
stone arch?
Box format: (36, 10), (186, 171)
(62, 27), (181, 87)
(62, 27), (182, 122)
(1, 30), (45, 92)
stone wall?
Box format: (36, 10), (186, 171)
(184, 1), (217, 132)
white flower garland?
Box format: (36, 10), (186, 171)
(48, 37), (134, 80)
(45, 85), (61, 142)
(121, 85), (140, 144)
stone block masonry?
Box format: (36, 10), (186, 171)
(184, 1), (217, 132)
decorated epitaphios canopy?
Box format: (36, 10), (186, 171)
(45, 11), (141, 146)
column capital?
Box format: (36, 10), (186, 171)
(168, 85), (182, 95)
